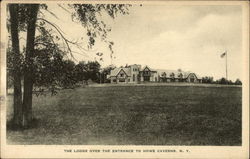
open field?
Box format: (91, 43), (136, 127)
(6, 84), (242, 145)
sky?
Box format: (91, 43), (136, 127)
(43, 4), (243, 81)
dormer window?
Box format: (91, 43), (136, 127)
(161, 72), (166, 77)
(170, 73), (175, 78)
(178, 73), (183, 79)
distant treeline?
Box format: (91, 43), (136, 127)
(7, 57), (111, 95)
(201, 76), (242, 85)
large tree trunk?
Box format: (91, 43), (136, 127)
(22, 4), (39, 127)
(9, 4), (23, 127)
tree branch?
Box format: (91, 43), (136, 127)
(36, 25), (57, 48)
(58, 4), (71, 14)
(37, 18), (77, 61)
(37, 18), (98, 62)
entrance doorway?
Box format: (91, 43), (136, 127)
(144, 76), (150, 82)
(190, 77), (195, 82)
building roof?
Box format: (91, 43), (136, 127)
(109, 65), (201, 79)
(140, 65), (157, 72)
(110, 67), (131, 77)
(156, 69), (201, 79)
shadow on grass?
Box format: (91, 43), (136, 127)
(7, 118), (40, 131)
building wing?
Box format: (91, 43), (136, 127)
(156, 69), (200, 79)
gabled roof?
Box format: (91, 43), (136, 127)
(110, 68), (121, 77)
(141, 65), (151, 71)
(110, 67), (131, 77)
(117, 68), (130, 77)
(141, 65), (157, 72)
(186, 72), (201, 79)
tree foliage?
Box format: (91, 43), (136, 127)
(202, 76), (214, 84)
(234, 79), (242, 85)
(75, 61), (88, 83)
(75, 61), (101, 83)
(215, 78), (242, 85)
(100, 65), (116, 83)
(70, 4), (130, 55)
(7, 3), (131, 128)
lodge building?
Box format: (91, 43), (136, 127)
(108, 64), (201, 84)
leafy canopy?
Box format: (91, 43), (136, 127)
(7, 3), (131, 94)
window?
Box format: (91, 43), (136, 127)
(133, 68), (137, 71)
(120, 73), (124, 77)
(190, 77), (195, 82)
(119, 78), (125, 82)
(133, 74), (135, 81)
(161, 72), (166, 77)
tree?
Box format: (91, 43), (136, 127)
(235, 79), (242, 85)
(216, 77), (227, 84)
(60, 60), (77, 88)
(7, 3), (130, 128)
(101, 65), (116, 83)
(202, 76), (214, 84)
(33, 27), (66, 93)
(9, 4), (23, 127)
(75, 61), (101, 84)
(22, 4), (40, 127)
(85, 61), (101, 83)
(227, 80), (234, 85)
(75, 61), (88, 84)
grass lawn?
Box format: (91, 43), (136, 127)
(6, 84), (242, 145)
